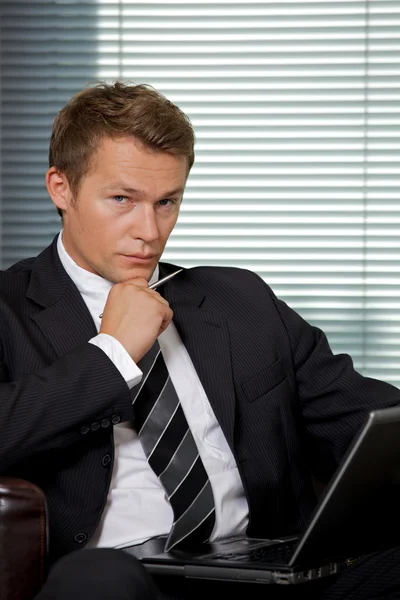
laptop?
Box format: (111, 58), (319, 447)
(142, 404), (400, 585)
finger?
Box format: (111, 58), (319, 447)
(159, 315), (173, 334)
(145, 289), (170, 305)
(124, 277), (149, 288)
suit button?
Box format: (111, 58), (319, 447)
(111, 414), (121, 425)
(102, 453), (112, 467)
(80, 426), (90, 435)
(91, 422), (100, 431)
(74, 533), (88, 544)
(101, 418), (111, 428)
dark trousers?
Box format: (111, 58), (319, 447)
(34, 546), (400, 600)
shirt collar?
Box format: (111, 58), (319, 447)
(56, 232), (159, 318)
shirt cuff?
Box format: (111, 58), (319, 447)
(89, 334), (142, 389)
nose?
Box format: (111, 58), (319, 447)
(134, 204), (159, 243)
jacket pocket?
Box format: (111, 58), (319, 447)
(241, 358), (287, 403)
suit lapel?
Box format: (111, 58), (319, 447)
(26, 249), (237, 447)
(26, 237), (97, 358)
(162, 267), (236, 450)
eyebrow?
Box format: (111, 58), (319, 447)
(101, 184), (185, 198)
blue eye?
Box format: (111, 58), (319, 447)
(159, 199), (171, 206)
(113, 195), (127, 203)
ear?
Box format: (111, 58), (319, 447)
(46, 167), (73, 212)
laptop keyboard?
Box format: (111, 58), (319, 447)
(210, 539), (298, 565)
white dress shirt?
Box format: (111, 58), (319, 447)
(57, 232), (249, 548)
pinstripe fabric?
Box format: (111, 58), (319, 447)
(1, 237), (399, 565)
(131, 341), (215, 550)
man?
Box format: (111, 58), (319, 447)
(0, 81), (399, 600)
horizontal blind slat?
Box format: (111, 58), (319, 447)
(1, 0), (399, 385)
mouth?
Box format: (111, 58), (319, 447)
(121, 254), (156, 264)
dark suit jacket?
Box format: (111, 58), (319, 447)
(1, 236), (399, 563)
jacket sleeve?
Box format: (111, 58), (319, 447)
(269, 286), (400, 483)
(0, 342), (133, 472)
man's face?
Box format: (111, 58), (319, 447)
(48, 136), (187, 283)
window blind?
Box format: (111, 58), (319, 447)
(0, 1), (399, 386)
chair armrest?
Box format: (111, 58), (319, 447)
(0, 477), (48, 600)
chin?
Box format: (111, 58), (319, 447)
(119, 268), (153, 284)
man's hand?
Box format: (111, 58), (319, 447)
(99, 278), (173, 363)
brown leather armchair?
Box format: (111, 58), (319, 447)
(0, 477), (48, 600)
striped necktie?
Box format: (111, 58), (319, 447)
(131, 340), (216, 551)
